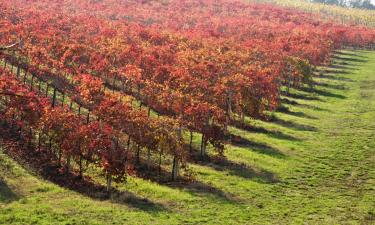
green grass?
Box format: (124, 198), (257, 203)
(1, 49), (375, 224)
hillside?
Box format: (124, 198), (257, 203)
(1, 0), (375, 224)
(1, 49), (374, 224)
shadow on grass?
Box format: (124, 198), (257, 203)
(168, 179), (242, 203)
(332, 51), (368, 58)
(268, 116), (318, 132)
(280, 98), (300, 106)
(327, 64), (357, 71)
(135, 163), (242, 204)
(296, 86), (346, 99)
(276, 105), (318, 120)
(228, 134), (286, 159)
(280, 98), (330, 112)
(230, 120), (301, 142)
(314, 74), (354, 82)
(0, 178), (19, 203)
(193, 156), (279, 184)
(331, 55), (368, 63)
(332, 61), (361, 67)
(320, 69), (351, 75)
(0, 126), (166, 213)
(312, 81), (348, 90)
(43, 165), (167, 213)
(281, 91), (321, 101)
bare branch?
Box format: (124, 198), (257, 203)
(0, 40), (21, 51)
(0, 92), (30, 98)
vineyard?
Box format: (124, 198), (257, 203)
(0, 0), (375, 224)
(262, 0), (375, 27)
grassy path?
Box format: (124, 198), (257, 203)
(0, 50), (374, 224)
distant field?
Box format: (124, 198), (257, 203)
(1, 50), (374, 224)
(255, 0), (375, 27)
